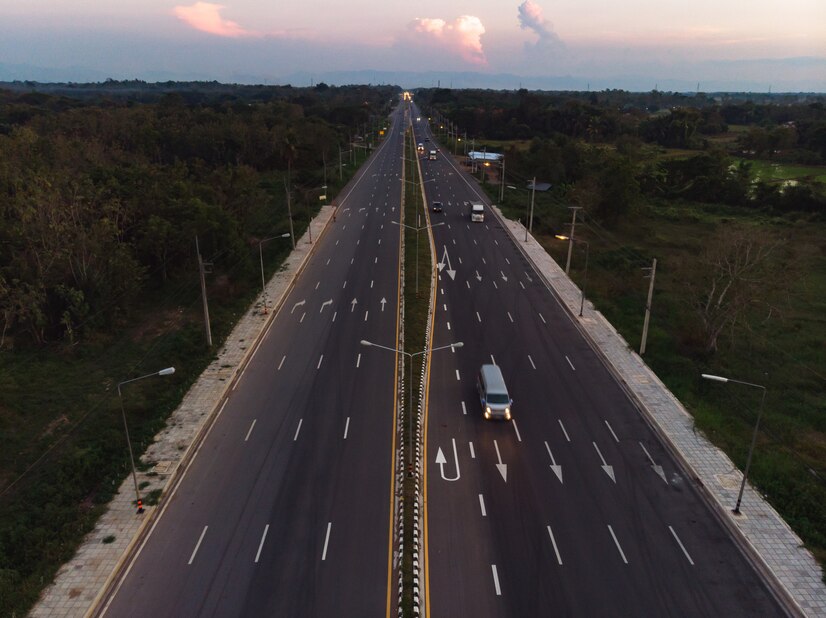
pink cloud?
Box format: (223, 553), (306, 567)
(410, 15), (487, 65)
(174, 2), (260, 38)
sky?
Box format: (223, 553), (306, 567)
(1, 0), (825, 91)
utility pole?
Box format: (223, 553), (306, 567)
(285, 165), (295, 249)
(564, 207), (582, 275)
(639, 258), (657, 356)
(499, 156), (506, 203)
(338, 145), (343, 181)
(195, 235), (212, 347)
(526, 177), (536, 242)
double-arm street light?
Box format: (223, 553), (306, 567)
(701, 373), (768, 515)
(258, 233), (292, 314)
(555, 235), (590, 317)
(118, 367), (176, 513)
(361, 340), (463, 466)
(392, 218), (444, 296)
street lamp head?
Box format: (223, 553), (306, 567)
(555, 234), (570, 241)
(360, 340), (372, 346)
(452, 342), (464, 348)
(702, 373), (729, 383)
(281, 233), (291, 238)
(158, 367), (175, 376)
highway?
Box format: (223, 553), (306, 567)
(103, 105), (408, 617)
(412, 111), (787, 617)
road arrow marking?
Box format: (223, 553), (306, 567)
(493, 439), (508, 482)
(380, 297), (387, 311)
(475, 270), (482, 282)
(320, 299), (332, 313)
(437, 246), (456, 280)
(544, 441), (563, 483)
(500, 271), (508, 282)
(639, 442), (668, 484)
(291, 299), (306, 314)
(350, 298), (358, 312)
(592, 442), (616, 483)
(435, 438), (461, 481)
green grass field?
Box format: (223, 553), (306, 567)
(742, 159), (826, 184)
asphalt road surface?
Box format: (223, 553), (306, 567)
(412, 111), (786, 618)
(103, 104), (409, 617)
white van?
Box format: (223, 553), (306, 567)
(470, 203), (484, 222)
(477, 364), (512, 420)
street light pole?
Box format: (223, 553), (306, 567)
(118, 367), (175, 513)
(258, 233), (292, 314)
(392, 218), (443, 296)
(362, 341), (462, 467)
(555, 235), (589, 316)
(702, 374), (767, 515)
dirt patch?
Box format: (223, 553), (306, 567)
(130, 307), (187, 342)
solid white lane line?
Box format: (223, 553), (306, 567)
(608, 525), (629, 564)
(605, 420), (619, 443)
(254, 525), (270, 563)
(317, 355), (324, 369)
(669, 526), (695, 565)
(547, 526), (563, 565)
(356, 353), (361, 368)
(512, 419), (522, 442)
(507, 312), (514, 323)
(491, 565), (502, 596)
(455, 370), (460, 381)
(293, 419), (303, 441)
(322, 522), (332, 561)
(461, 401), (467, 415)
(528, 355), (536, 369)
(469, 441), (476, 458)
(490, 354), (496, 365)
(244, 419), (257, 442)
(300, 312), (306, 323)
(558, 419), (571, 442)
(479, 494), (487, 516)
(565, 356), (576, 371)
(278, 355), (286, 371)
(188, 526), (208, 565)
(344, 417), (350, 439)
(539, 312), (546, 324)
(477, 312), (482, 322)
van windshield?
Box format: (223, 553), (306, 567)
(487, 393), (509, 404)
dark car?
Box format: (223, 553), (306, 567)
(431, 201), (443, 213)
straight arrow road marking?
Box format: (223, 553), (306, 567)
(500, 270), (508, 282)
(381, 297), (387, 311)
(350, 298), (358, 312)
(544, 441), (563, 483)
(437, 245), (457, 280)
(435, 438), (461, 481)
(494, 440), (508, 482)
(593, 442), (616, 483)
(640, 442), (668, 484)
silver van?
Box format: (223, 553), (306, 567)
(477, 364), (512, 421)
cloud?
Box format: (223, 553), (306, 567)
(409, 15), (487, 65)
(517, 1), (562, 49)
(174, 2), (260, 38)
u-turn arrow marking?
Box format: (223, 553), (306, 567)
(435, 438), (461, 481)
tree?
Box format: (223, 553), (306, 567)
(688, 226), (791, 353)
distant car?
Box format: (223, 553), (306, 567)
(431, 201), (443, 213)
(424, 137), (430, 142)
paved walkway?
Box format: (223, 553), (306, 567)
(492, 205), (826, 617)
(31, 206), (336, 618)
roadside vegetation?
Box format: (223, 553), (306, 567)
(417, 87), (826, 575)
(0, 82), (396, 617)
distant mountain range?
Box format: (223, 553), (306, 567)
(1, 59), (824, 94)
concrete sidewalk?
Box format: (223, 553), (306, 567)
(493, 205), (826, 617)
(31, 205), (336, 618)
